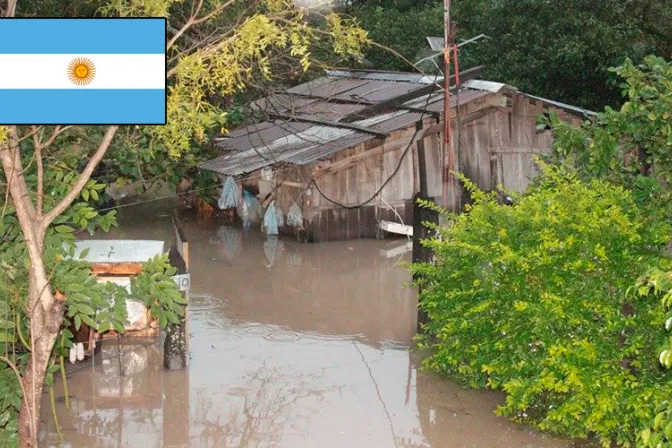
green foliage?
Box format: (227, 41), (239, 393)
(412, 166), (672, 446)
(346, 3), (443, 72)
(0, 365), (22, 447)
(634, 268), (672, 447)
(129, 254), (186, 329)
(348, 0), (672, 110)
(547, 56), (672, 194)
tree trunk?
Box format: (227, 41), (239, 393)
(17, 274), (65, 447)
(1, 129), (64, 447)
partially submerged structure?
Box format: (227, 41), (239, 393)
(67, 216), (190, 364)
(200, 68), (594, 242)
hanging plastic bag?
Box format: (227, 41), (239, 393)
(218, 176), (239, 210)
(242, 190), (262, 222)
(287, 203), (303, 228)
(263, 201), (279, 235)
(237, 192), (249, 222)
(275, 204), (285, 228)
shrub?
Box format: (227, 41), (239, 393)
(412, 166), (672, 446)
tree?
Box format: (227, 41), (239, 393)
(0, 0), (368, 445)
(546, 56), (672, 206)
(347, 0), (672, 110)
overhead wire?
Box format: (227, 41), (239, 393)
(309, 72), (441, 210)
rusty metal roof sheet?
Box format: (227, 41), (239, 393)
(520, 93), (597, 117)
(201, 108), (433, 176)
(250, 94), (367, 122)
(286, 75), (438, 104)
(327, 69), (440, 85)
(402, 88), (492, 113)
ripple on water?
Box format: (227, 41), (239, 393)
(262, 330), (302, 343)
(189, 293), (226, 311)
(240, 324), (276, 336)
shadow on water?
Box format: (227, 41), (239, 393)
(39, 201), (590, 447)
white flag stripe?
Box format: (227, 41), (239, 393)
(0, 54), (165, 89)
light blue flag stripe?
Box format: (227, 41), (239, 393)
(0, 90), (166, 124)
(0, 19), (165, 54)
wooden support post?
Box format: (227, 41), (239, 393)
(413, 121), (439, 332)
(412, 195), (439, 333)
(165, 245), (188, 370)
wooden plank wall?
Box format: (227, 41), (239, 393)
(458, 92), (588, 195)
(244, 91), (587, 242)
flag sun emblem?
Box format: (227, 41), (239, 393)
(67, 57), (96, 86)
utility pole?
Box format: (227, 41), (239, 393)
(441, 0), (457, 212)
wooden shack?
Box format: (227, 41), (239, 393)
(200, 69), (593, 242)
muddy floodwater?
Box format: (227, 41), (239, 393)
(39, 201), (581, 448)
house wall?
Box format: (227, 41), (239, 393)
(240, 91), (586, 242)
(456, 92), (585, 195)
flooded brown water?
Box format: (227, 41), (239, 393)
(39, 201), (581, 448)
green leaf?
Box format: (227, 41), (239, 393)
(79, 248), (90, 260)
(74, 314), (82, 331)
(80, 314), (95, 328)
(54, 225), (74, 234)
(82, 189), (90, 201)
(67, 283), (85, 292)
(75, 303), (95, 315)
(0, 332), (15, 343)
(664, 421), (672, 439)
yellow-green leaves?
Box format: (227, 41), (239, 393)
(412, 165), (672, 446)
(100, 0), (185, 17)
(326, 13), (369, 60)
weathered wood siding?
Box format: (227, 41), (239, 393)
(246, 91), (586, 242)
(454, 92), (585, 196)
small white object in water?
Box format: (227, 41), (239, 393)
(69, 347), (77, 364)
(76, 342), (84, 361)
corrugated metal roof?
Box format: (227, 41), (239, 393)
(463, 79), (509, 93)
(249, 94), (367, 122)
(520, 93), (597, 117)
(286, 74), (437, 104)
(201, 69), (591, 177)
(201, 109), (432, 176)
(327, 69), (440, 85)
(402, 88), (492, 113)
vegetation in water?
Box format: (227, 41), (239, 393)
(0, 0), (369, 445)
(412, 166), (672, 446)
(413, 56), (672, 446)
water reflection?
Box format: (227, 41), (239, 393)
(39, 207), (577, 447)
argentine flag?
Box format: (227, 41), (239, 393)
(0, 18), (166, 125)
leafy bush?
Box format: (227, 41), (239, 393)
(634, 269), (672, 447)
(412, 166), (672, 446)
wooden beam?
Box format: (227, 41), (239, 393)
(269, 113), (388, 138)
(380, 220), (413, 236)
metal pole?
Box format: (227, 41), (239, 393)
(441, 0), (457, 212)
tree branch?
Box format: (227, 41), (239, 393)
(5, 0), (17, 17)
(166, 0), (235, 51)
(31, 126), (45, 216)
(41, 125), (118, 227)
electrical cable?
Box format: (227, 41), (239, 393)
(309, 72), (441, 210)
